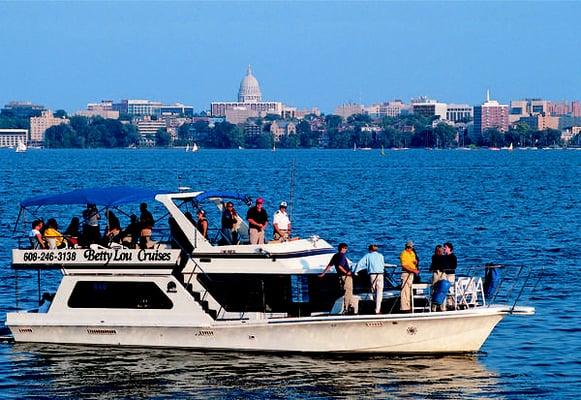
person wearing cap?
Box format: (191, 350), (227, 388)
(319, 243), (357, 314)
(400, 240), (419, 312)
(196, 209), (208, 239)
(247, 198), (268, 244)
(272, 201), (291, 241)
(354, 244), (386, 314)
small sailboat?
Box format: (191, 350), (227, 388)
(185, 144), (190, 152)
(380, 146), (385, 156)
(508, 143), (514, 151)
(272, 142), (276, 152)
(353, 143), (357, 151)
(192, 143), (199, 152)
(15, 140), (27, 153)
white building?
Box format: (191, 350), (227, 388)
(411, 97), (447, 120)
(211, 66), (283, 118)
(0, 129), (28, 148)
(446, 104), (473, 122)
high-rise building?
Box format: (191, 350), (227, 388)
(211, 66), (283, 118)
(572, 101), (581, 117)
(29, 111), (69, 144)
(411, 98), (447, 120)
(473, 90), (509, 139)
(1, 101), (45, 119)
(509, 99), (550, 123)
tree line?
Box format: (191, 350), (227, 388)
(44, 116), (140, 148)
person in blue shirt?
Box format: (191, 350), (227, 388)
(355, 244), (386, 314)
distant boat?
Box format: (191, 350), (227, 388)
(238, 146), (244, 150)
(192, 143), (199, 152)
(185, 144), (190, 152)
(508, 143), (513, 151)
(353, 143), (357, 151)
(360, 147), (372, 151)
(272, 142), (276, 152)
(489, 147), (501, 151)
(380, 146), (385, 156)
(15, 140), (27, 153)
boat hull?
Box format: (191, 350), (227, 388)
(7, 308), (507, 354)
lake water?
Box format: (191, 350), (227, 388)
(0, 148), (579, 398)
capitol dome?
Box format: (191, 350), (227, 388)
(238, 65), (262, 103)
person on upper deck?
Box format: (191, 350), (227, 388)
(196, 209), (208, 239)
(120, 214), (140, 248)
(139, 203), (155, 248)
(272, 201), (291, 242)
(400, 240), (419, 313)
(29, 219), (46, 249)
(64, 217), (81, 247)
(355, 244), (385, 314)
(44, 218), (67, 249)
(221, 202), (238, 245)
(430, 244), (447, 311)
(81, 203), (100, 245)
(247, 197), (268, 245)
(103, 210), (122, 245)
(319, 243), (357, 314)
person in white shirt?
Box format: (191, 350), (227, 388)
(29, 219), (45, 249)
(272, 201), (291, 241)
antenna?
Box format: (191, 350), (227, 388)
(289, 159), (296, 223)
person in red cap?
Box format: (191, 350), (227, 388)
(247, 197), (269, 244)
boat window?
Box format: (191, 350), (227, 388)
(68, 281), (173, 309)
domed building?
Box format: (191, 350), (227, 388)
(238, 65), (262, 103)
(211, 66), (284, 120)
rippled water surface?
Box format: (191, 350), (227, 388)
(0, 148), (579, 398)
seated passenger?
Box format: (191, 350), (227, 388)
(81, 203), (101, 246)
(44, 218), (67, 249)
(103, 210), (122, 246)
(120, 214), (140, 248)
(64, 217), (81, 247)
(29, 219), (46, 249)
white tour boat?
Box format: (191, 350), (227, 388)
(5, 187), (536, 353)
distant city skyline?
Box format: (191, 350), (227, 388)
(0, 1), (579, 113)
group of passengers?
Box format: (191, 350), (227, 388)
(319, 240), (457, 315)
(193, 197), (292, 245)
(28, 202), (157, 250)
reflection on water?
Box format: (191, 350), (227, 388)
(3, 344), (498, 399)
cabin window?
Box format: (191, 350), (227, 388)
(68, 281), (173, 309)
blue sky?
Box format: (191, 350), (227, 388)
(0, 1), (579, 113)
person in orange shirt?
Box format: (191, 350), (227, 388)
(399, 240), (419, 312)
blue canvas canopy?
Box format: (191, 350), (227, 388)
(20, 187), (170, 208)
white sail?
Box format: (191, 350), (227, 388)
(15, 140), (27, 153)
(192, 143), (199, 152)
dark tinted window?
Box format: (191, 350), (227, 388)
(68, 281), (173, 309)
